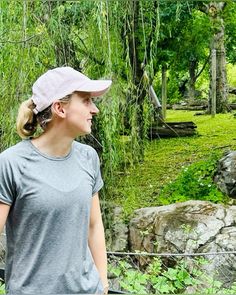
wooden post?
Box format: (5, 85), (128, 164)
(162, 65), (167, 120)
(211, 49), (216, 117)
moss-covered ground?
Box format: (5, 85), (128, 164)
(111, 110), (236, 217)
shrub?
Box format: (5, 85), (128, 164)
(158, 152), (229, 205)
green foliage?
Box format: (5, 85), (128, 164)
(108, 256), (236, 294)
(1, 0), (236, 213)
(166, 72), (183, 104)
(158, 152), (227, 205)
(113, 110), (235, 217)
(227, 63), (236, 89)
(0, 282), (5, 294)
(224, 1), (236, 64)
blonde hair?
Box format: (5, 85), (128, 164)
(16, 94), (72, 139)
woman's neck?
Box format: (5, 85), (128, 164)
(31, 131), (74, 158)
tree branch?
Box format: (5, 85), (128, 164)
(197, 2), (209, 14)
(0, 34), (40, 44)
(76, 47), (104, 66)
(196, 54), (210, 80)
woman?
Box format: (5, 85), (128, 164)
(0, 66), (112, 294)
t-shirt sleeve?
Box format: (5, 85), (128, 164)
(0, 153), (15, 205)
(92, 150), (104, 196)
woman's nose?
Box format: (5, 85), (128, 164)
(91, 102), (99, 114)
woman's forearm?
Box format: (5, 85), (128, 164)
(88, 220), (108, 291)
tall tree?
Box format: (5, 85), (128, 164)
(169, 8), (211, 101)
(124, 0), (148, 158)
(199, 2), (228, 113)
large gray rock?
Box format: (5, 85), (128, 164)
(214, 151), (236, 199)
(129, 200), (236, 286)
(106, 207), (128, 252)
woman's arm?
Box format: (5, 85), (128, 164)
(88, 193), (109, 294)
(0, 202), (10, 233)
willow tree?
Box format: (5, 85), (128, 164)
(121, 0), (158, 159)
(0, 0), (57, 150)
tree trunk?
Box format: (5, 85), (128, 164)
(188, 59), (197, 100)
(211, 49), (217, 117)
(127, 0), (146, 160)
(208, 2), (228, 113)
(149, 121), (197, 139)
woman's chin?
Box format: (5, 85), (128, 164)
(76, 129), (91, 137)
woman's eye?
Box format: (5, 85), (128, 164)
(84, 98), (96, 105)
(84, 98), (91, 104)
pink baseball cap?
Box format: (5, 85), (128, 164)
(31, 66), (112, 114)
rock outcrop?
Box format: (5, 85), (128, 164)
(129, 200), (236, 286)
(214, 151), (236, 199)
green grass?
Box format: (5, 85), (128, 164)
(111, 110), (236, 218)
(227, 63), (236, 88)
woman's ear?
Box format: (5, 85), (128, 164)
(51, 101), (66, 118)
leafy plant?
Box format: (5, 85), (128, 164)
(108, 256), (236, 294)
(0, 281), (5, 294)
(158, 152), (229, 205)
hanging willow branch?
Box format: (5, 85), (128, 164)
(0, 34), (40, 44)
(77, 47), (105, 66)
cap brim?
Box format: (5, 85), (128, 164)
(76, 80), (112, 97)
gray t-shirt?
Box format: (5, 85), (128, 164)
(0, 139), (104, 294)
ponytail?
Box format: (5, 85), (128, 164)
(16, 92), (73, 139)
(16, 99), (38, 139)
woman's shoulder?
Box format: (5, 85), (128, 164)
(73, 141), (99, 158)
(0, 140), (30, 163)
